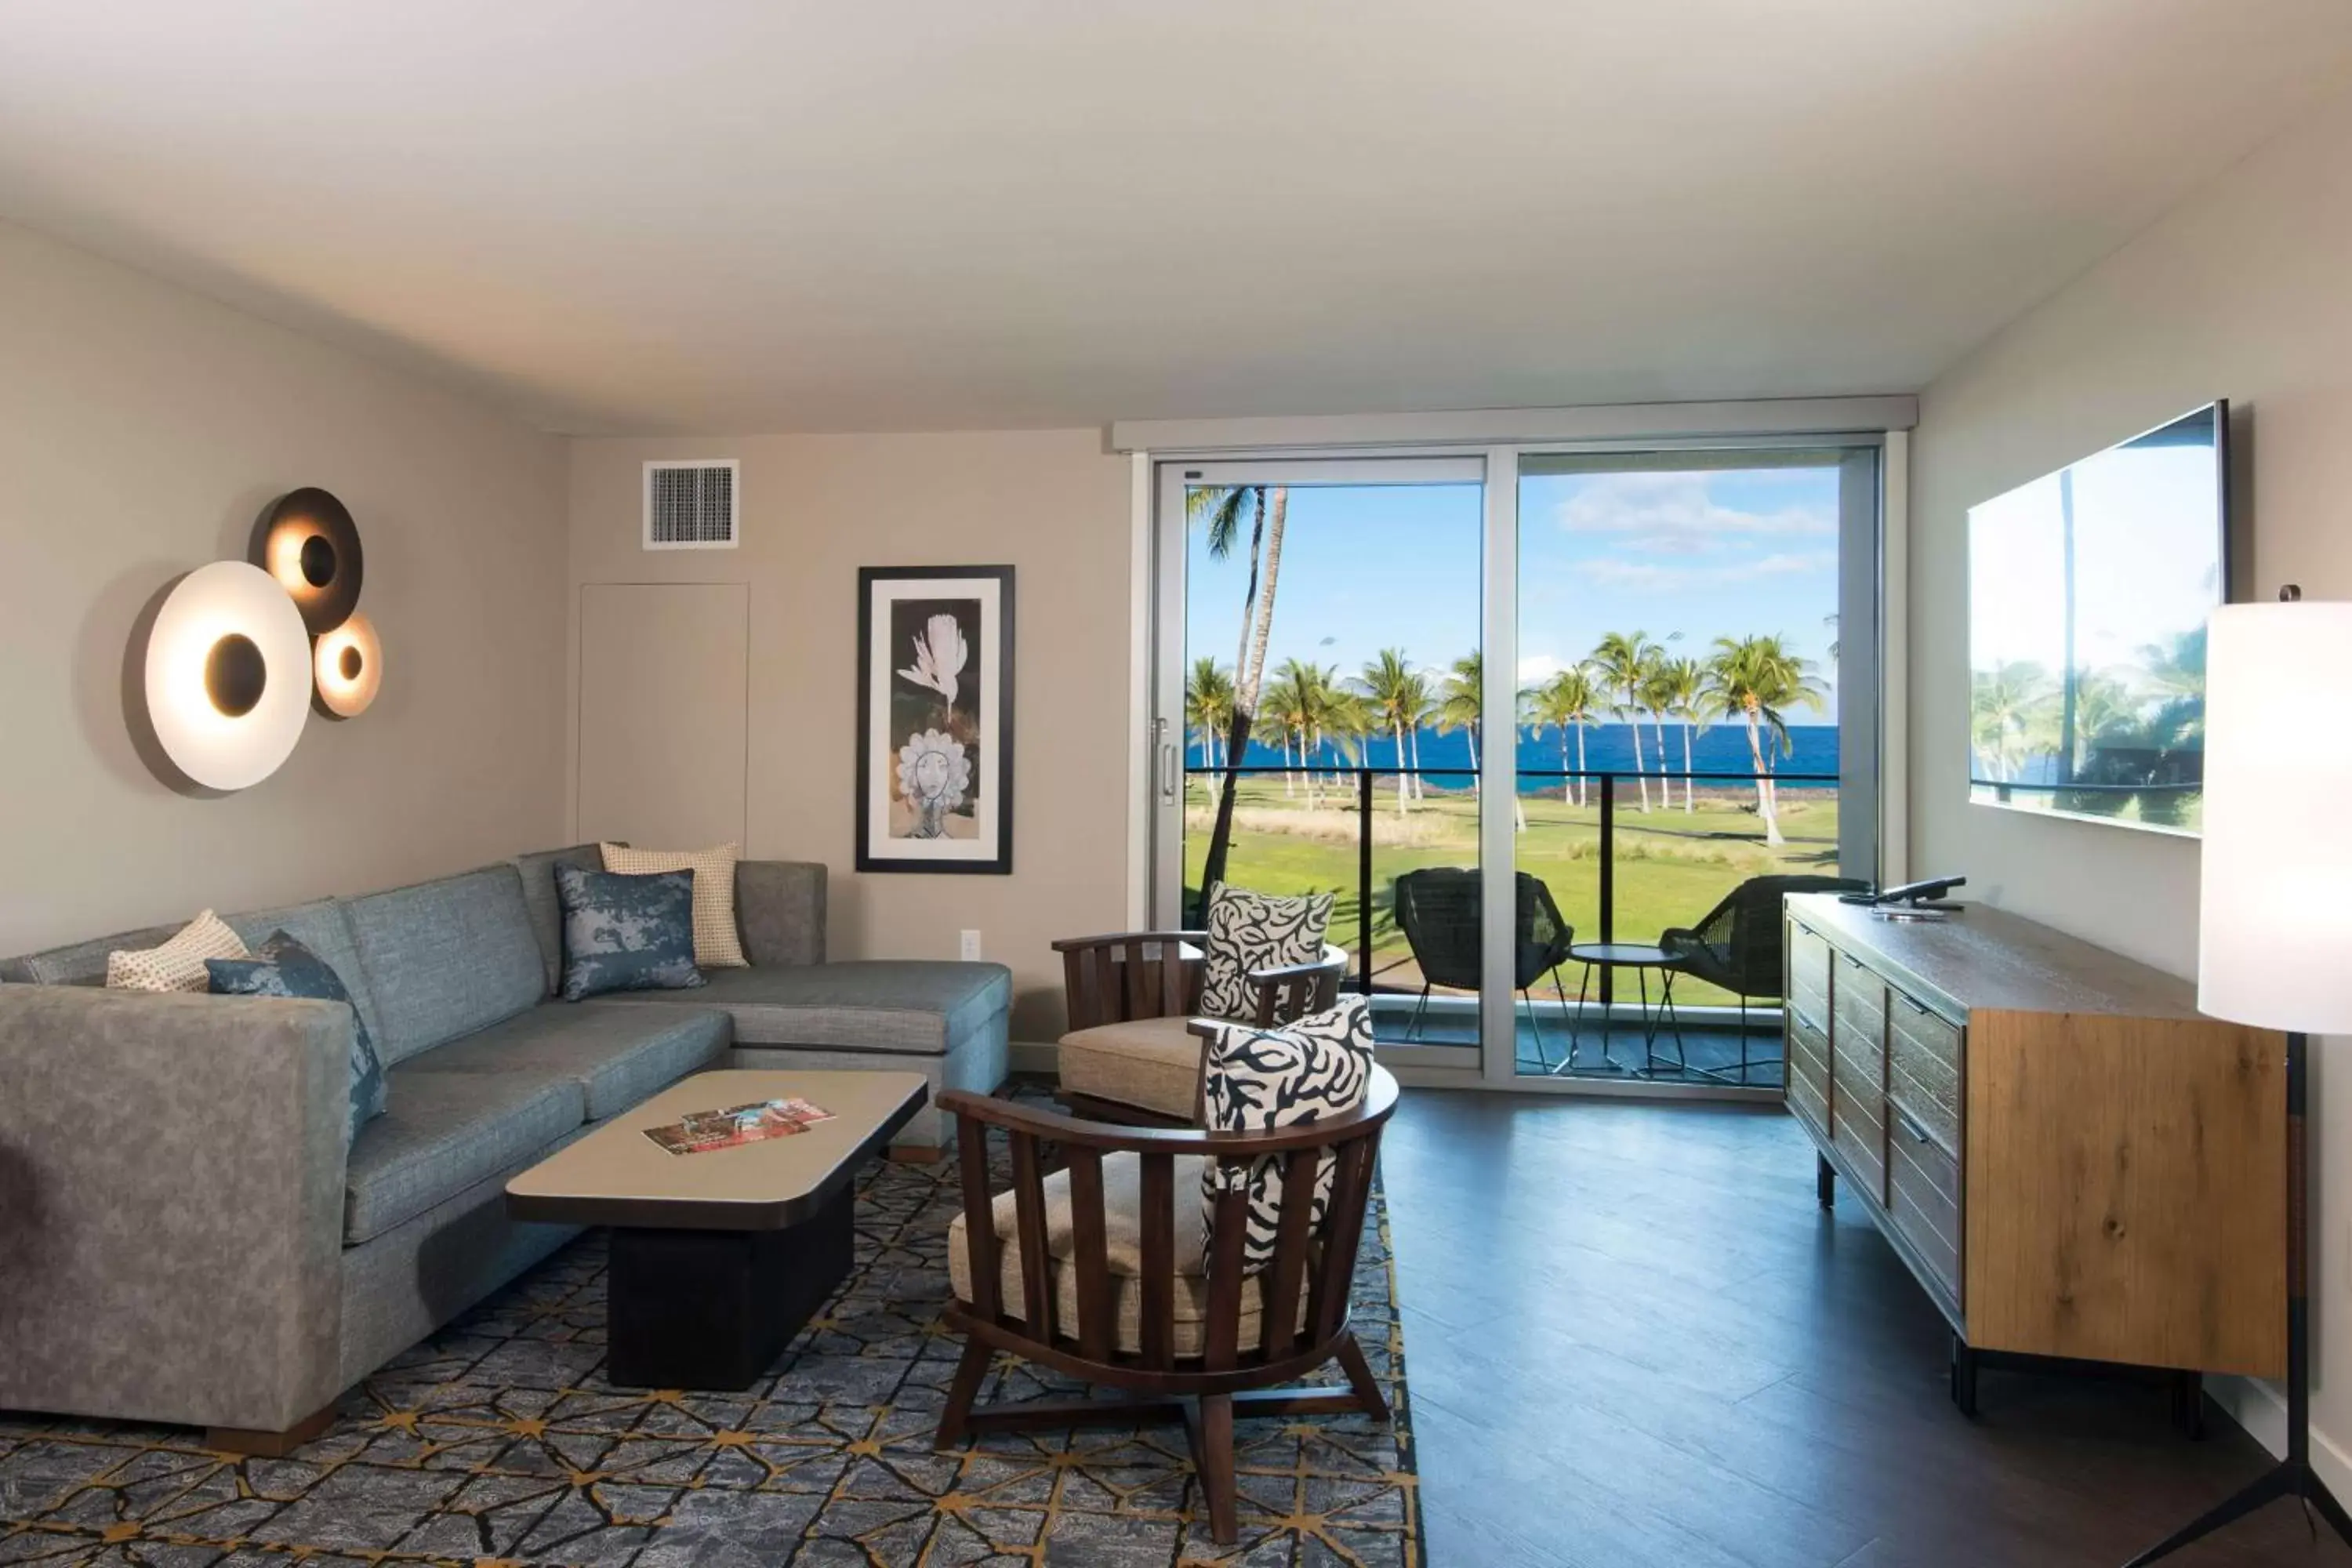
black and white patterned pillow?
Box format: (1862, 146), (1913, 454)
(1196, 884), (1334, 1022)
(1200, 993), (1375, 1273)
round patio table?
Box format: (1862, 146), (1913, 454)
(1560, 942), (1689, 1077)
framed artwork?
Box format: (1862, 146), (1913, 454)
(855, 565), (1014, 874)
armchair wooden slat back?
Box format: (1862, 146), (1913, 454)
(934, 1071), (1400, 1544)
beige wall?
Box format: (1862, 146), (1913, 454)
(566, 430), (1133, 1041)
(1911, 79), (2352, 1473)
(0, 220), (570, 954)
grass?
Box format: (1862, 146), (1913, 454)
(1183, 775), (1843, 1009)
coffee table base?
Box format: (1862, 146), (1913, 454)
(606, 1182), (854, 1390)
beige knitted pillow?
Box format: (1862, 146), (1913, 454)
(107, 910), (251, 993)
(598, 843), (748, 968)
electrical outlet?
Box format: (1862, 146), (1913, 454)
(960, 929), (982, 962)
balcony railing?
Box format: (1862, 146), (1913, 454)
(1181, 762), (1842, 1083)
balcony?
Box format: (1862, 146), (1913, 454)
(1184, 764), (1846, 1087)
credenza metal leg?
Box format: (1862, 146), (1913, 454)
(1949, 1337), (1979, 1419)
(1816, 1153), (1835, 1210)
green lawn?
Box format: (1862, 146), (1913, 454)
(1183, 776), (1843, 1008)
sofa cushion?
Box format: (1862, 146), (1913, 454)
(344, 1063), (584, 1244)
(402, 1001), (729, 1120)
(226, 899), (385, 1051)
(2, 921), (185, 986)
(595, 960), (1008, 1054)
(512, 844), (607, 997)
(1056, 1014), (1203, 1121)
(342, 866), (546, 1066)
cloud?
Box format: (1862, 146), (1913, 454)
(1578, 550), (1836, 592)
(1555, 473), (1834, 556)
(1517, 653), (1572, 684)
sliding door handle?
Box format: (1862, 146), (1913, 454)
(1155, 720), (1178, 804)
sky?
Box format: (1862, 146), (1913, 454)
(1184, 466), (1844, 721)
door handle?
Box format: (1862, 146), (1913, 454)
(1156, 720), (1178, 804)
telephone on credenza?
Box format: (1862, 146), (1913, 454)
(1839, 874), (1966, 919)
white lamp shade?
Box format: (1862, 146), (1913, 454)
(2198, 600), (2352, 1032)
(142, 561), (311, 791)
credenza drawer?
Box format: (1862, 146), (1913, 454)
(1831, 956), (1885, 1086)
(1887, 995), (1962, 1153)
(1788, 1035), (1831, 1144)
(1887, 1106), (1962, 1303)
(1788, 922), (1831, 1032)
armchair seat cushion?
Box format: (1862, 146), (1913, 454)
(1056, 1015), (1203, 1120)
(344, 1065), (584, 1244)
(947, 1152), (1301, 1356)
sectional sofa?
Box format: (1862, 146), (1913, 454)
(0, 845), (1008, 1448)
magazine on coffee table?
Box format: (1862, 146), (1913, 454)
(643, 1096), (837, 1156)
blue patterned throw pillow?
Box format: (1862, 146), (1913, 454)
(208, 931), (386, 1142)
(555, 863), (706, 1002)
(1200, 993), (1375, 1272)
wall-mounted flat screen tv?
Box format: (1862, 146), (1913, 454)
(1967, 401), (2230, 837)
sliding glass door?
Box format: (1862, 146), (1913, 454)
(1151, 459), (1486, 1064)
(1149, 442), (1880, 1089)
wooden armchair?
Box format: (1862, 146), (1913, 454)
(935, 1067), (1399, 1544)
(1051, 931), (1349, 1124)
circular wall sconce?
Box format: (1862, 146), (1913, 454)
(250, 487), (364, 634)
(142, 561), (313, 791)
(311, 612), (383, 719)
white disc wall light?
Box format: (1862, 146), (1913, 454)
(143, 560), (313, 790)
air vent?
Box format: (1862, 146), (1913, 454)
(643, 459), (739, 550)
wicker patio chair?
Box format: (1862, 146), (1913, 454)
(1392, 868), (1576, 1065)
(1656, 873), (1869, 1080)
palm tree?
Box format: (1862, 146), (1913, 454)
(1258, 667), (1306, 801)
(1590, 632), (1659, 811)
(1185, 657), (1234, 776)
(1356, 648), (1426, 818)
(1970, 660), (2053, 783)
(1658, 656), (1708, 814)
(1524, 666), (1602, 806)
(1189, 485), (1292, 898)
(1638, 646), (1679, 811)
(1704, 634), (1825, 846)
(1435, 652), (1483, 797)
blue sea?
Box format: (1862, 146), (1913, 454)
(1188, 722), (1839, 791)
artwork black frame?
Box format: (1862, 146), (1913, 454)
(855, 565), (1015, 875)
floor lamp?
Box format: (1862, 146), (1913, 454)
(2127, 590), (2352, 1564)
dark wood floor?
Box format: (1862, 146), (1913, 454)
(1381, 1088), (2351, 1568)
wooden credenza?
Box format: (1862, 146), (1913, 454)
(1781, 894), (2286, 1392)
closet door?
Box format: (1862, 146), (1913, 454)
(577, 583), (749, 848)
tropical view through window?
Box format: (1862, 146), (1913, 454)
(1179, 456), (1852, 1084)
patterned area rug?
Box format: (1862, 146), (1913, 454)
(0, 1103), (1421, 1567)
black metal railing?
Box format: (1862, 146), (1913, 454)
(1182, 762), (1840, 1014)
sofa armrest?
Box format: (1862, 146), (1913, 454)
(737, 860), (826, 967)
(0, 985), (352, 1432)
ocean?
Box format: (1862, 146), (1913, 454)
(1188, 722), (1839, 790)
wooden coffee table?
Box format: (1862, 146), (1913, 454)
(506, 1069), (928, 1390)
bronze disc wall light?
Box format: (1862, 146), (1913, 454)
(249, 485), (382, 720)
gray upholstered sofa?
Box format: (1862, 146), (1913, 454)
(0, 844), (1007, 1446)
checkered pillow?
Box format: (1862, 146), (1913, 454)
(106, 910), (251, 993)
(599, 843), (748, 968)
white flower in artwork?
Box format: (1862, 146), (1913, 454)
(896, 728), (972, 838)
(897, 614), (968, 710)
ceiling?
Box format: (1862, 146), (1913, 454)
(2, 2), (2349, 435)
